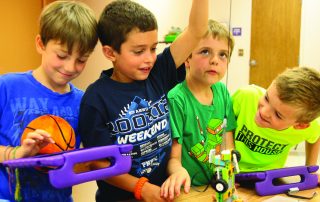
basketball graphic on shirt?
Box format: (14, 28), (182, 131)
(21, 115), (76, 154)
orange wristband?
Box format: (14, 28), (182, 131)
(134, 177), (149, 200)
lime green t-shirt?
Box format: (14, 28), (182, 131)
(168, 81), (236, 185)
(232, 85), (320, 172)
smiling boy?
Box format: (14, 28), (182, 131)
(233, 67), (320, 172)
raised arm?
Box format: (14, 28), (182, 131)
(170, 0), (209, 67)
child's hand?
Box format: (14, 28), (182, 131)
(141, 182), (167, 202)
(160, 167), (190, 201)
(17, 129), (55, 159)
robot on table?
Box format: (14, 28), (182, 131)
(209, 149), (243, 202)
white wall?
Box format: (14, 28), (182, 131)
(300, 0), (320, 71)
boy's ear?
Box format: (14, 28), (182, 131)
(184, 58), (190, 70)
(102, 45), (116, 62)
(293, 122), (310, 130)
(35, 35), (45, 53)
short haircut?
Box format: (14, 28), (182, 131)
(98, 0), (158, 53)
(275, 67), (320, 123)
(39, 0), (98, 56)
(207, 19), (235, 58)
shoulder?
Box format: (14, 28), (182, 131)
(310, 117), (320, 129)
(0, 71), (29, 81)
(168, 82), (185, 99)
(154, 47), (175, 69)
(157, 47), (173, 60)
(69, 84), (84, 96)
(0, 71), (31, 88)
(233, 84), (265, 98)
(212, 82), (229, 94)
(85, 75), (110, 94)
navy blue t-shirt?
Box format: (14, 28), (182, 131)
(79, 47), (177, 201)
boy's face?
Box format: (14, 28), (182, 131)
(37, 37), (90, 91)
(111, 29), (158, 83)
(185, 36), (229, 86)
(255, 82), (301, 130)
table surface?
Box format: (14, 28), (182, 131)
(175, 184), (320, 202)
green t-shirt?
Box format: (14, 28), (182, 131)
(168, 81), (236, 185)
(232, 85), (320, 172)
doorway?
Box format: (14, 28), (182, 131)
(249, 0), (302, 88)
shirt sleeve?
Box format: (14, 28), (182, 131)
(231, 88), (242, 118)
(226, 91), (237, 132)
(168, 95), (185, 145)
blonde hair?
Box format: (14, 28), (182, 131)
(39, 0), (98, 56)
(207, 19), (235, 57)
(275, 67), (320, 123)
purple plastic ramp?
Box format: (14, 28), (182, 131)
(255, 165), (319, 196)
(3, 145), (132, 188)
(235, 172), (266, 182)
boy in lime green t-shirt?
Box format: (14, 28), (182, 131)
(232, 67), (320, 173)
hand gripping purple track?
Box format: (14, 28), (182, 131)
(2, 145), (132, 188)
(236, 165), (319, 196)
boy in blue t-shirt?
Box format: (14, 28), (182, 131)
(0, 1), (97, 201)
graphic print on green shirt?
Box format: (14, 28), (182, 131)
(188, 118), (224, 170)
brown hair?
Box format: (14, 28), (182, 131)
(275, 67), (320, 123)
(207, 19), (235, 58)
(39, 0), (98, 56)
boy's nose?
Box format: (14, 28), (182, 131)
(144, 51), (156, 63)
(209, 55), (219, 65)
(64, 60), (77, 72)
(260, 105), (271, 119)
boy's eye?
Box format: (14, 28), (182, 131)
(77, 59), (87, 64)
(275, 112), (282, 119)
(133, 49), (144, 55)
(151, 47), (157, 53)
(219, 52), (229, 59)
(264, 95), (269, 102)
(57, 54), (67, 59)
(200, 49), (210, 55)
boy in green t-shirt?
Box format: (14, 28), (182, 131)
(232, 67), (320, 174)
(160, 20), (237, 200)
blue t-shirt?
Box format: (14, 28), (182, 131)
(79, 47), (177, 201)
(0, 71), (83, 202)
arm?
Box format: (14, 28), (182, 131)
(305, 138), (320, 166)
(160, 140), (190, 200)
(170, 0), (209, 67)
(104, 174), (165, 202)
(225, 131), (235, 150)
(1, 129), (55, 163)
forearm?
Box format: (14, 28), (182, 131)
(170, 0), (209, 67)
(105, 173), (138, 193)
(0, 145), (10, 163)
(225, 131), (235, 150)
(188, 0), (209, 39)
(167, 157), (185, 175)
(0, 145), (23, 162)
(305, 139), (320, 166)
(104, 173), (160, 200)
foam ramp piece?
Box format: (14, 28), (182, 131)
(236, 166), (319, 196)
(2, 145), (132, 188)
